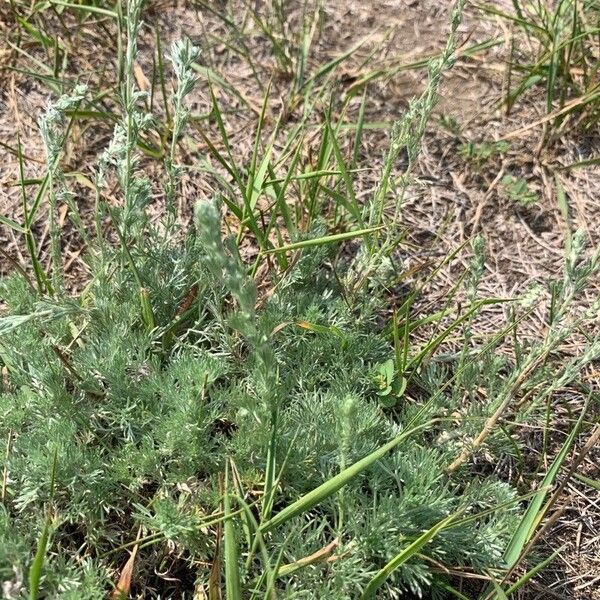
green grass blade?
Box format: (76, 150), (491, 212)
(325, 117), (363, 226)
(15, 15), (56, 50)
(29, 447), (58, 600)
(264, 226), (383, 254)
(573, 472), (600, 491)
(245, 80), (273, 211)
(224, 464), (242, 600)
(265, 169), (343, 186)
(504, 546), (562, 596)
(351, 87), (367, 171)
(48, 0), (118, 17)
(16, 134), (50, 294)
(259, 421), (432, 533)
(502, 406), (587, 569)
(489, 579), (509, 600)
(248, 145), (273, 212)
(193, 63), (254, 113)
(29, 514), (52, 600)
(439, 583), (471, 600)
(406, 297), (514, 372)
(554, 174), (572, 255)
(0, 214), (26, 233)
(474, 3), (547, 34)
(560, 156), (600, 170)
(261, 409), (278, 522)
(0, 313), (45, 335)
(302, 32), (373, 90)
(360, 514), (457, 599)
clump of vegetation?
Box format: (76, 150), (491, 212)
(459, 140), (509, 164)
(480, 0), (600, 135)
(1, 1), (599, 599)
(500, 175), (538, 206)
(0, 192), (524, 597)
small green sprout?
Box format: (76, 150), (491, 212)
(372, 358), (407, 408)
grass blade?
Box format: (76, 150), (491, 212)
(259, 421), (432, 533)
(503, 409), (585, 569)
(264, 226), (383, 254)
(29, 447), (58, 600)
(224, 464), (242, 600)
(360, 514), (457, 599)
(503, 546), (562, 596)
(48, 0), (118, 18)
(0, 214), (26, 233)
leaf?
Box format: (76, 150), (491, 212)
(504, 547), (562, 596)
(380, 359), (395, 384)
(361, 514), (457, 599)
(15, 16), (56, 49)
(394, 376), (408, 398)
(111, 541), (140, 600)
(489, 578), (509, 600)
(0, 307), (60, 335)
(48, 0), (118, 17)
(223, 466), (242, 600)
(29, 448), (58, 600)
(296, 321), (347, 347)
(378, 393), (396, 408)
(376, 385), (392, 398)
(573, 472), (600, 491)
(554, 174), (572, 255)
(324, 117), (363, 225)
(29, 516), (52, 600)
(265, 226), (384, 254)
(259, 422), (431, 533)
(0, 214), (26, 233)
(302, 32), (374, 90)
(500, 405), (588, 578)
(139, 288), (156, 331)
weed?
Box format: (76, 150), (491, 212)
(459, 140), (510, 163)
(501, 174), (538, 206)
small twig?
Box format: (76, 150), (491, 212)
(446, 353), (547, 472)
(277, 538), (340, 577)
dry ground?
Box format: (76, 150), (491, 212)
(1, 1), (599, 598)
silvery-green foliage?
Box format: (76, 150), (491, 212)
(38, 84), (87, 167)
(0, 217), (523, 598)
(169, 38), (200, 138)
(1, 0), (575, 596)
(124, 0), (145, 93)
(166, 38), (200, 214)
(562, 229), (600, 299)
(110, 0), (154, 234)
(38, 84), (89, 289)
(96, 124), (126, 188)
(366, 0), (466, 231)
(358, 0), (467, 298)
(195, 200), (257, 327)
(195, 200), (278, 419)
